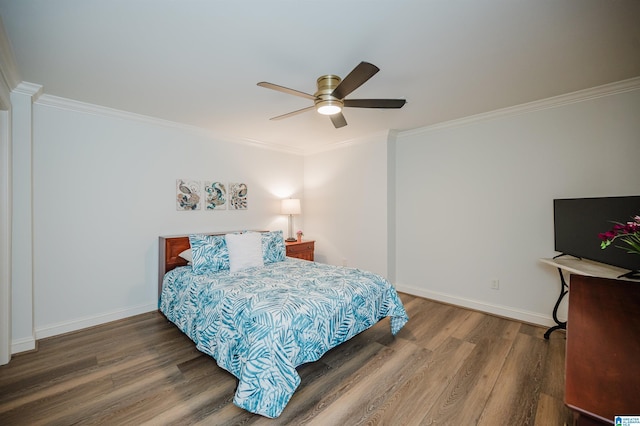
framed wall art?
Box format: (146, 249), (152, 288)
(204, 181), (227, 210)
(228, 182), (248, 210)
(176, 179), (201, 211)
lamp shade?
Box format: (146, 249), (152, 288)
(281, 198), (301, 215)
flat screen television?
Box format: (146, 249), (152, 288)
(553, 196), (640, 277)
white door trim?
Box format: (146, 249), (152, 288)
(0, 109), (11, 365)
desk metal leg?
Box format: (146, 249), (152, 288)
(544, 267), (568, 339)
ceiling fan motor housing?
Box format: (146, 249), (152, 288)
(314, 75), (344, 115)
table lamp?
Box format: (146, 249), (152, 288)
(281, 198), (301, 242)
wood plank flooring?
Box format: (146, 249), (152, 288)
(0, 293), (574, 425)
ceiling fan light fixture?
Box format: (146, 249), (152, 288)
(315, 75), (343, 115)
(316, 101), (342, 115)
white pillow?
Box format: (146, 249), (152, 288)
(178, 248), (193, 262)
(225, 232), (264, 273)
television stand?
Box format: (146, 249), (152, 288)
(543, 266), (568, 339)
(539, 257), (635, 339)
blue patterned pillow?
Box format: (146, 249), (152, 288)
(189, 234), (230, 274)
(261, 230), (286, 263)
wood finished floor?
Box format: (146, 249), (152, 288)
(0, 293), (574, 425)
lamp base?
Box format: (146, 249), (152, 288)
(285, 238), (297, 242)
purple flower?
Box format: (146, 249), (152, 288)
(600, 214), (640, 255)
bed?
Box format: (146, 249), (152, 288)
(158, 231), (408, 418)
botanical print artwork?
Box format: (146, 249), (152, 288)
(204, 181), (227, 210)
(229, 182), (248, 210)
(176, 179), (201, 211)
(175, 180), (246, 211)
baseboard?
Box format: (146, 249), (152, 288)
(11, 336), (36, 354)
(34, 302), (158, 341)
(395, 284), (564, 328)
(16, 288), (559, 353)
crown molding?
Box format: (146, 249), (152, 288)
(13, 82), (43, 99)
(239, 137), (306, 155)
(36, 93), (213, 132)
(35, 93), (305, 156)
(400, 76), (640, 138)
(0, 19), (21, 109)
(29, 75), (640, 156)
(301, 130), (393, 156)
(33, 91), (382, 156)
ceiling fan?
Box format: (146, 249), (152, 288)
(257, 61), (406, 128)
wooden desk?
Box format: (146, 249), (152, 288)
(565, 274), (640, 424)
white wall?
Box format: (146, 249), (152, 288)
(304, 132), (390, 278)
(394, 83), (640, 326)
(9, 96), (303, 348)
(11, 78), (640, 352)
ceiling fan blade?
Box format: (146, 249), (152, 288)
(331, 62), (380, 100)
(344, 99), (406, 109)
(257, 82), (315, 100)
(269, 105), (315, 121)
(330, 112), (347, 128)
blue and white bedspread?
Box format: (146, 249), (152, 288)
(160, 258), (408, 418)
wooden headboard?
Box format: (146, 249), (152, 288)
(158, 233), (219, 299)
(158, 231), (267, 299)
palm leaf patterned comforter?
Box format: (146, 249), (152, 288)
(160, 258), (408, 418)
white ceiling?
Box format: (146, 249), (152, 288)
(1, 0), (639, 154)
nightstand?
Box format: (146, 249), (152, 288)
(285, 240), (315, 261)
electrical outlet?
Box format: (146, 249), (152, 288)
(491, 279), (500, 290)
